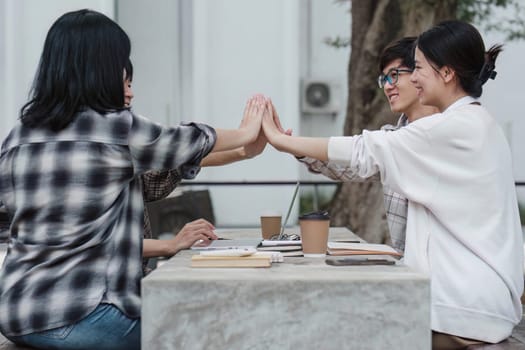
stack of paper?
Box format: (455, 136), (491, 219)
(258, 239), (303, 257)
(327, 242), (401, 257)
(260, 239), (302, 246)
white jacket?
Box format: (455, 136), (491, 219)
(328, 96), (523, 342)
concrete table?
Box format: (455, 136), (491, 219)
(142, 228), (430, 350)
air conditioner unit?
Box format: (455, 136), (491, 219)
(301, 78), (341, 115)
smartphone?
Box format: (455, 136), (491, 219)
(325, 257), (396, 266)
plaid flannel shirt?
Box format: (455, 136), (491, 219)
(1, 167), (182, 273)
(0, 204), (8, 242)
(298, 115), (408, 253)
(141, 169), (181, 274)
(0, 109), (216, 336)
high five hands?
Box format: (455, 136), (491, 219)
(241, 93), (292, 156)
(241, 93), (328, 161)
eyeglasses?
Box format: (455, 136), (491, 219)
(377, 68), (413, 88)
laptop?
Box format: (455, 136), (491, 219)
(190, 238), (262, 251)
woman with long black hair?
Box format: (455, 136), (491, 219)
(0, 9), (267, 350)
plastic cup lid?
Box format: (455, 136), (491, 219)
(299, 210), (330, 220)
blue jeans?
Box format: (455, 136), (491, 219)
(7, 303), (140, 350)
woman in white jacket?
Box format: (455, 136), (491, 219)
(262, 20), (523, 349)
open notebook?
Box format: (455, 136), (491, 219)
(190, 238), (262, 251)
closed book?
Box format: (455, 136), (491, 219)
(281, 250), (303, 257)
(327, 242), (401, 257)
(257, 245), (302, 252)
(191, 255), (272, 268)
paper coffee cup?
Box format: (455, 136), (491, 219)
(299, 211), (330, 257)
(260, 211), (282, 240)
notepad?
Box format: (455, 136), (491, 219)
(258, 245), (302, 252)
(191, 238), (262, 251)
(260, 239), (302, 246)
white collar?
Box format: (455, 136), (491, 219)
(443, 96), (479, 114)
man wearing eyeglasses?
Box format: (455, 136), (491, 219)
(298, 36), (438, 254)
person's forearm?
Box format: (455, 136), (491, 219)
(201, 148), (245, 167)
(273, 134), (329, 161)
(211, 129), (254, 152)
(298, 157), (376, 182)
(143, 239), (180, 258)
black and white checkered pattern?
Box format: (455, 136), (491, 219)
(0, 205), (8, 242)
(141, 169), (181, 274)
(299, 115), (408, 254)
(0, 109), (216, 336)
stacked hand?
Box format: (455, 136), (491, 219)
(240, 94), (291, 156)
(239, 94), (267, 158)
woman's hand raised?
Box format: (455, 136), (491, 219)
(263, 99), (328, 160)
(262, 100), (291, 151)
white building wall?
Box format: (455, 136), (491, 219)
(301, 0), (350, 139)
(298, 0), (350, 206)
(480, 33), (525, 181)
(479, 28), (525, 202)
(190, 0), (303, 226)
(186, 0), (350, 226)
(0, 1), (5, 134)
(116, 0), (183, 128)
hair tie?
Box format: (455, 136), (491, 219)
(478, 61), (497, 85)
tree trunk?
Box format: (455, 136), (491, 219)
(329, 0), (457, 243)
